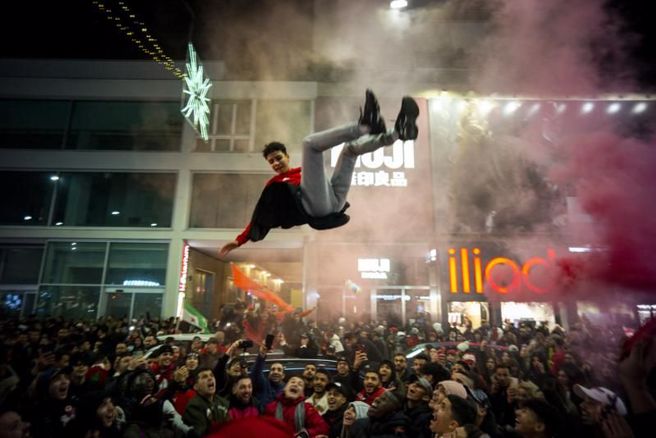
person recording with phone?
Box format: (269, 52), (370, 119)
(211, 339), (250, 398)
(251, 333), (287, 406)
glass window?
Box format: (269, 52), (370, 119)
(133, 293), (163, 320)
(189, 173), (269, 228)
(51, 172), (176, 227)
(37, 286), (99, 319)
(104, 291), (133, 319)
(0, 245), (44, 284)
(105, 243), (168, 286)
(42, 242), (106, 284)
(0, 171), (54, 226)
(66, 101), (182, 151)
(0, 99), (69, 149)
(196, 100), (252, 152)
(255, 100), (312, 154)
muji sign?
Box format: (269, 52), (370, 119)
(448, 247), (557, 294)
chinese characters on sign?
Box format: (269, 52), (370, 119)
(331, 140), (415, 188)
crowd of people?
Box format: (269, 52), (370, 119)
(0, 303), (654, 438)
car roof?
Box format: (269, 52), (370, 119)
(406, 341), (508, 359)
(156, 333), (214, 342)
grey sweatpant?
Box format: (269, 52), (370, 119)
(300, 122), (396, 217)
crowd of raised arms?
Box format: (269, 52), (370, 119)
(0, 303), (654, 438)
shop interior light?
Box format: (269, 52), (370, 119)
(526, 102), (541, 117)
(632, 102), (648, 114)
(23, 216), (32, 221)
(503, 101), (521, 115)
(556, 103), (567, 114)
(55, 222), (63, 226)
(607, 102), (621, 114)
(50, 175), (60, 181)
(568, 246), (591, 253)
(390, 0), (408, 9)
(581, 102), (594, 114)
(71, 242), (77, 246)
(150, 223), (158, 227)
(272, 278), (284, 284)
(476, 99), (495, 116)
(111, 210), (120, 215)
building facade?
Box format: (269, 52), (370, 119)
(1, 56), (654, 329)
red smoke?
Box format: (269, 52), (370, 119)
(552, 132), (656, 290)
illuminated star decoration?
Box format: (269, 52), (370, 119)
(181, 43), (212, 141)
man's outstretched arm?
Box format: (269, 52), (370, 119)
(220, 223), (251, 256)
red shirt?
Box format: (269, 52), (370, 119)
(264, 393), (328, 437)
(355, 386), (386, 405)
(235, 167), (302, 246)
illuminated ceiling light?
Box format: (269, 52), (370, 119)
(71, 242), (77, 246)
(23, 215), (32, 221)
(476, 100), (495, 116)
(568, 246), (591, 253)
(390, 0), (408, 9)
(526, 102), (541, 117)
(50, 175), (60, 181)
(632, 102), (648, 114)
(556, 103), (567, 114)
(272, 278), (284, 284)
(111, 210), (120, 215)
(581, 102), (594, 114)
(55, 222), (63, 226)
(71, 247), (77, 251)
(607, 102), (621, 114)
(503, 101), (521, 115)
(150, 223), (158, 227)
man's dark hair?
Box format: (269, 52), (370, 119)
(192, 366), (214, 384)
(495, 363), (511, 372)
(520, 398), (559, 436)
(364, 369), (382, 380)
(447, 394), (477, 427)
(314, 368), (331, 380)
(270, 361), (285, 371)
(414, 353), (430, 362)
(421, 362), (451, 383)
(393, 352), (406, 359)
(262, 142), (287, 158)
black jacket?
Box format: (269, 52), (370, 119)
(247, 182), (350, 242)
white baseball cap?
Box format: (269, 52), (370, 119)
(573, 385), (627, 416)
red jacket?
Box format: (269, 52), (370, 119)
(264, 393), (328, 438)
(356, 386), (386, 405)
(236, 167), (302, 246)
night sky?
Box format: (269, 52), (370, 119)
(1, 0), (654, 88)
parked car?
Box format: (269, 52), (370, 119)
(143, 333), (215, 359)
(244, 355), (338, 379)
(405, 341), (509, 361)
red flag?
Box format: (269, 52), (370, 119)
(230, 264), (294, 313)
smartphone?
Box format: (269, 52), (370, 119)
(265, 334), (275, 350)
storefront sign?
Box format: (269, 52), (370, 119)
(331, 141), (415, 188)
(178, 241), (190, 292)
(358, 258), (390, 279)
(448, 247), (556, 294)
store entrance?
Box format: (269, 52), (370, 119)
(371, 286), (432, 326)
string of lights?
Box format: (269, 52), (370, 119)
(91, 0), (185, 78)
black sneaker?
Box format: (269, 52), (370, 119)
(394, 96), (419, 140)
(358, 89), (387, 134)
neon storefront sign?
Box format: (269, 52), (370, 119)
(448, 247), (556, 294)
